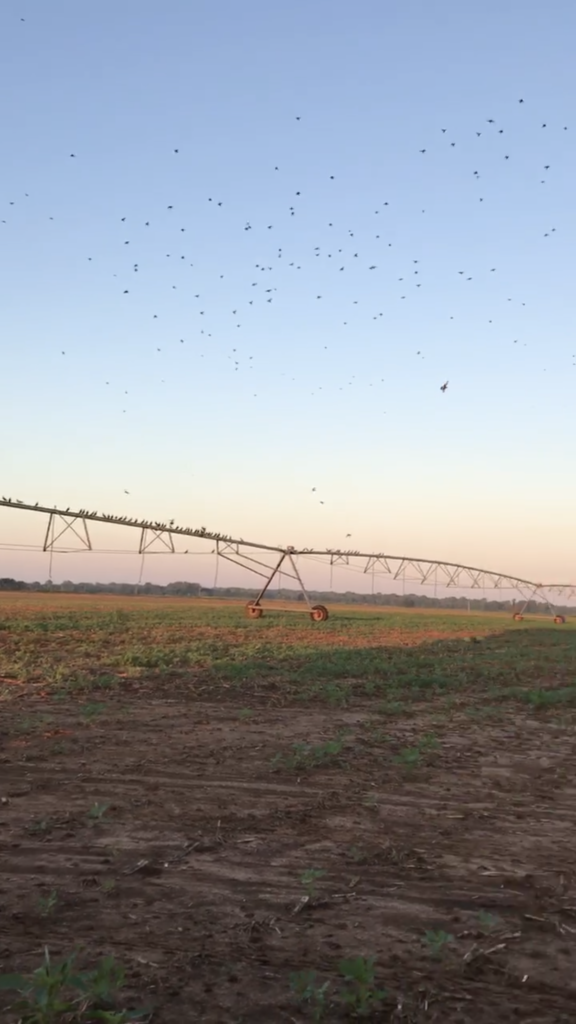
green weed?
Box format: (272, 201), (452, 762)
(121, 645), (190, 670)
(37, 890), (58, 918)
(0, 948), (145, 1024)
(393, 746), (422, 768)
(272, 734), (347, 771)
(323, 682), (351, 706)
(424, 929), (454, 956)
(43, 664), (73, 688)
(93, 674), (120, 690)
(394, 733), (440, 769)
(362, 791), (378, 809)
(378, 699), (406, 716)
(27, 817), (56, 836)
(290, 970), (330, 1021)
(13, 715), (52, 736)
(61, 673), (94, 693)
(420, 732), (440, 749)
(338, 956), (386, 1016)
(81, 702), (106, 721)
(523, 687), (576, 709)
(466, 705), (501, 720)
(88, 802), (111, 821)
(50, 740), (73, 755)
(348, 845), (364, 863)
(477, 910), (500, 931)
(300, 868), (326, 899)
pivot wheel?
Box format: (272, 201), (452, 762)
(513, 613), (524, 622)
(310, 604), (329, 622)
(554, 615), (566, 624)
(246, 602), (263, 619)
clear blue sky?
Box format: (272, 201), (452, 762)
(1, 0), (575, 588)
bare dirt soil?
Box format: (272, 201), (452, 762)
(1, 598), (576, 1022)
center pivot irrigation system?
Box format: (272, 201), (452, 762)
(1, 498), (575, 623)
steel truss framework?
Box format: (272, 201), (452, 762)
(1, 498), (574, 622)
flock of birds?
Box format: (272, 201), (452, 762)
(1, 496), (220, 545)
(0, 496), (361, 554)
(3, 94), (573, 512)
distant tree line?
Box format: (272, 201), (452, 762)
(0, 577), (571, 615)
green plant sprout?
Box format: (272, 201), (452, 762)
(0, 948), (146, 1024)
(290, 970), (330, 1022)
(424, 929), (454, 956)
(338, 956), (386, 1016)
(88, 802), (111, 821)
(300, 868), (326, 899)
(37, 890), (58, 918)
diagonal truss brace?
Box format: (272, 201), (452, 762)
(43, 513), (92, 552)
(139, 528), (175, 554)
(253, 551), (315, 612)
(218, 546), (314, 612)
(363, 556), (392, 574)
(216, 542), (302, 584)
(515, 583), (560, 619)
(330, 554), (350, 566)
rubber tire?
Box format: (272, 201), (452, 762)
(246, 603), (263, 619)
(310, 604), (329, 622)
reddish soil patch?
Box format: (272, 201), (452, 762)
(1, 690), (576, 1022)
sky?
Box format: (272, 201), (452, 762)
(1, 0), (575, 592)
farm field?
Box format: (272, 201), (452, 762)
(1, 594), (576, 1023)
